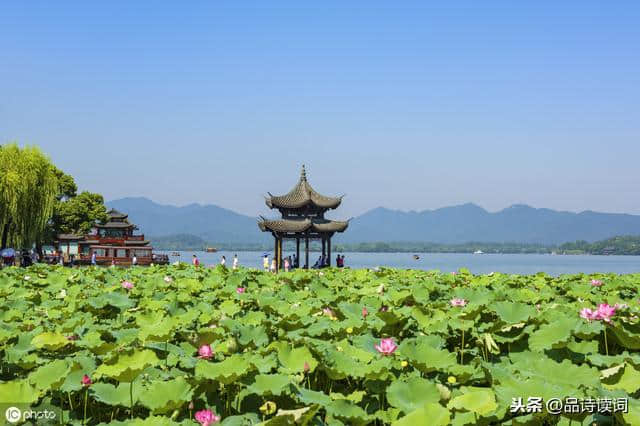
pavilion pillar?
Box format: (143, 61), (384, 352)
(321, 238), (326, 263)
(328, 237), (332, 267)
(274, 236), (278, 272)
(305, 236), (309, 269)
(296, 238), (300, 268)
(278, 238), (283, 271)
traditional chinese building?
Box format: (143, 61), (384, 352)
(56, 208), (167, 265)
(259, 165), (349, 271)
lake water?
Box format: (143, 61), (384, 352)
(160, 251), (640, 276)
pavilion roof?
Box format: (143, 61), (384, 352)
(265, 165), (343, 210)
(106, 208), (128, 219)
(258, 217), (349, 234)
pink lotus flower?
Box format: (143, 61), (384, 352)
(194, 409), (221, 426)
(164, 276), (172, 283)
(197, 344), (214, 359)
(81, 374), (92, 387)
(595, 304), (616, 323)
(375, 338), (398, 356)
(450, 298), (467, 307)
(121, 281), (134, 290)
(591, 279), (603, 287)
(236, 287), (246, 294)
(580, 308), (598, 321)
(451, 272), (457, 275)
(362, 307), (368, 318)
(303, 361), (310, 373)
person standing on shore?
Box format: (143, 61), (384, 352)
(192, 254), (200, 267)
(221, 255), (226, 266)
(284, 257), (290, 272)
(270, 258), (276, 273)
(263, 254), (269, 271)
(91, 252), (97, 266)
(233, 254), (238, 270)
(132, 254), (138, 266)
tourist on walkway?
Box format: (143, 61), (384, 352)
(221, 255), (226, 266)
(132, 255), (138, 266)
(263, 254), (269, 271)
(270, 258), (276, 273)
(284, 257), (290, 272)
(91, 252), (97, 266)
(192, 254), (200, 267)
(233, 254), (238, 270)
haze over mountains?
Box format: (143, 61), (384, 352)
(107, 197), (640, 246)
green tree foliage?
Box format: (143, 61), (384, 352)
(50, 191), (108, 235)
(0, 143), (59, 249)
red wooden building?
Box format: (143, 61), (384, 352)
(56, 209), (167, 265)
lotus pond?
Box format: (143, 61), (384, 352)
(0, 265), (639, 425)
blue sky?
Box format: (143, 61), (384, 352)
(1, 1), (639, 218)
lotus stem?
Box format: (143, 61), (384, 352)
(130, 380), (134, 419)
(68, 392), (74, 411)
(460, 329), (465, 364)
(604, 327), (609, 356)
(83, 388), (88, 425)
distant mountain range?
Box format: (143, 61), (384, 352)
(107, 197), (640, 246)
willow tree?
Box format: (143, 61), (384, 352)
(0, 143), (59, 249)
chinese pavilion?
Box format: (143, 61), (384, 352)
(259, 165), (349, 271)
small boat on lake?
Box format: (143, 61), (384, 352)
(474, 250), (484, 254)
(206, 247), (217, 253)
(413, 255), (420, 260)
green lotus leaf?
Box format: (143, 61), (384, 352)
(492, 301), (537, 324)
(0, 380), (39, 404)
(386, 377), (440, 414)
(447, 387), (497, 416)
(528, 317), (579, 351)
(325, 399), (369, 422)
(295, 387), (333, 406)
(392, 402), (450, 426)
(398, 339), (456, 373)
(248, 374), (292, 396)
(95, 349), (159, 382)
(195, 355), (251, 385)
(609, 323), (640, 349)
(602, 362), (640, 393)
(237, 325), (269, 347)
(272, 342), (318, 374)
(138, 377), (194, 414)
(91, 382), (138, 406)
(27, 359), (70, 391)
(31, 331), (69, 350)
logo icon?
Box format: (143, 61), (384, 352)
(5, 406), (21, 424)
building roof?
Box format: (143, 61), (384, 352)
(56, 233), (83, 241)
(258, 217), (349, 234)
(96, 221), (135, 229)
(124, 240), (150, 246)
(107, 208), (128, 219)
(265, 165), (343, 210)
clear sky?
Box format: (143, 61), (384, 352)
(1, 1), (639, 218)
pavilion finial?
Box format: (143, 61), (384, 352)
(301, 164), (307, 181)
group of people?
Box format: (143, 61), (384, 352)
(192, 254), (240, 270)
(1, 249), (40, 268)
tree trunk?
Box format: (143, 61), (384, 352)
(1, 221), (10, 249)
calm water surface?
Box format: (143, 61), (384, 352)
(160, 251), (640, 276)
